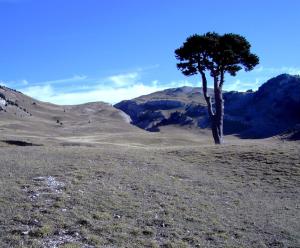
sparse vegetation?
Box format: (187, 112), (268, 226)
(0, 139), (299, 247)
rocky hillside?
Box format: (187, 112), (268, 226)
(115, 74), (300, 139)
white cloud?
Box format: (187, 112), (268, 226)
(224, 78), (261, 92)
(22, 85), (54, 99)
(253, 66), (300, 75)
(21, 79), (29, 86)
(17, 61), (196, 105)
(21, 83), (168, 105)
(281, 67), (300, 75)
(2, 79), (28, 87)
(107, 72), (139, 87)
(19, 70), (194, 105)
(223, 65), (300, 92)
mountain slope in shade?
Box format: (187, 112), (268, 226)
(115, 74), (300, 139)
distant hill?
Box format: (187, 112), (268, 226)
(115, 74), (300, 139)
(0, 85), (135, 143)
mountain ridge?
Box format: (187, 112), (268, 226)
(115, 74), (300, 139)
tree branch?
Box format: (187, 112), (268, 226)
(199, 70), (214, 118)
(219, 70), (225, 89)
(213, 74), (219, 90)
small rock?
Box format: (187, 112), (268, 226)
(22, 230), (30, 235)
(113, 214), (121, 219)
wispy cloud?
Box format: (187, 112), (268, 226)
(107, 72), (139, 87)
(21, 80), (193, 105)
(2, 79), (29, 87)
(2, 75), (87, 89)
(21, 79), (29, 86)
(18, 69), (194, 105)
(32, 75), (88, 86)
(0, 80), (7, 86)
(5, 65), (300, 104)
(253, 66), (300, 75)
(22, 85), (54, 100)
(224, 66), (300, 91)
(224, 78), (261, 91)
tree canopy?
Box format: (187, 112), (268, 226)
(175, 32), (259, 83)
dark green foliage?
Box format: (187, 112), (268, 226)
(175, 32), (259, 78)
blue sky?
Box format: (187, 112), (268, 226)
(0, 0), (300, 104)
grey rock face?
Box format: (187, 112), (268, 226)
(143, 100), (184, 110)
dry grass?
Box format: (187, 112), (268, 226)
(0, 137), (299, 247)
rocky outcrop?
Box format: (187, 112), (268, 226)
(114, 99), (189, 131)
(143, 100), (184, 110)
(115, 74), (300, 139)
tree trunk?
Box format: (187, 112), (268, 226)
(213, 78), (224, 144)
(213, 88), (224, 144)
(211, 116), (221, 144)
(200, 71), (224, 145)
(200, 71), (223, 144)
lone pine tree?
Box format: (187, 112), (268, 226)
(175, 32), (259, 144)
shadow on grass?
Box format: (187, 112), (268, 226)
(2, 140), (43, 146)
